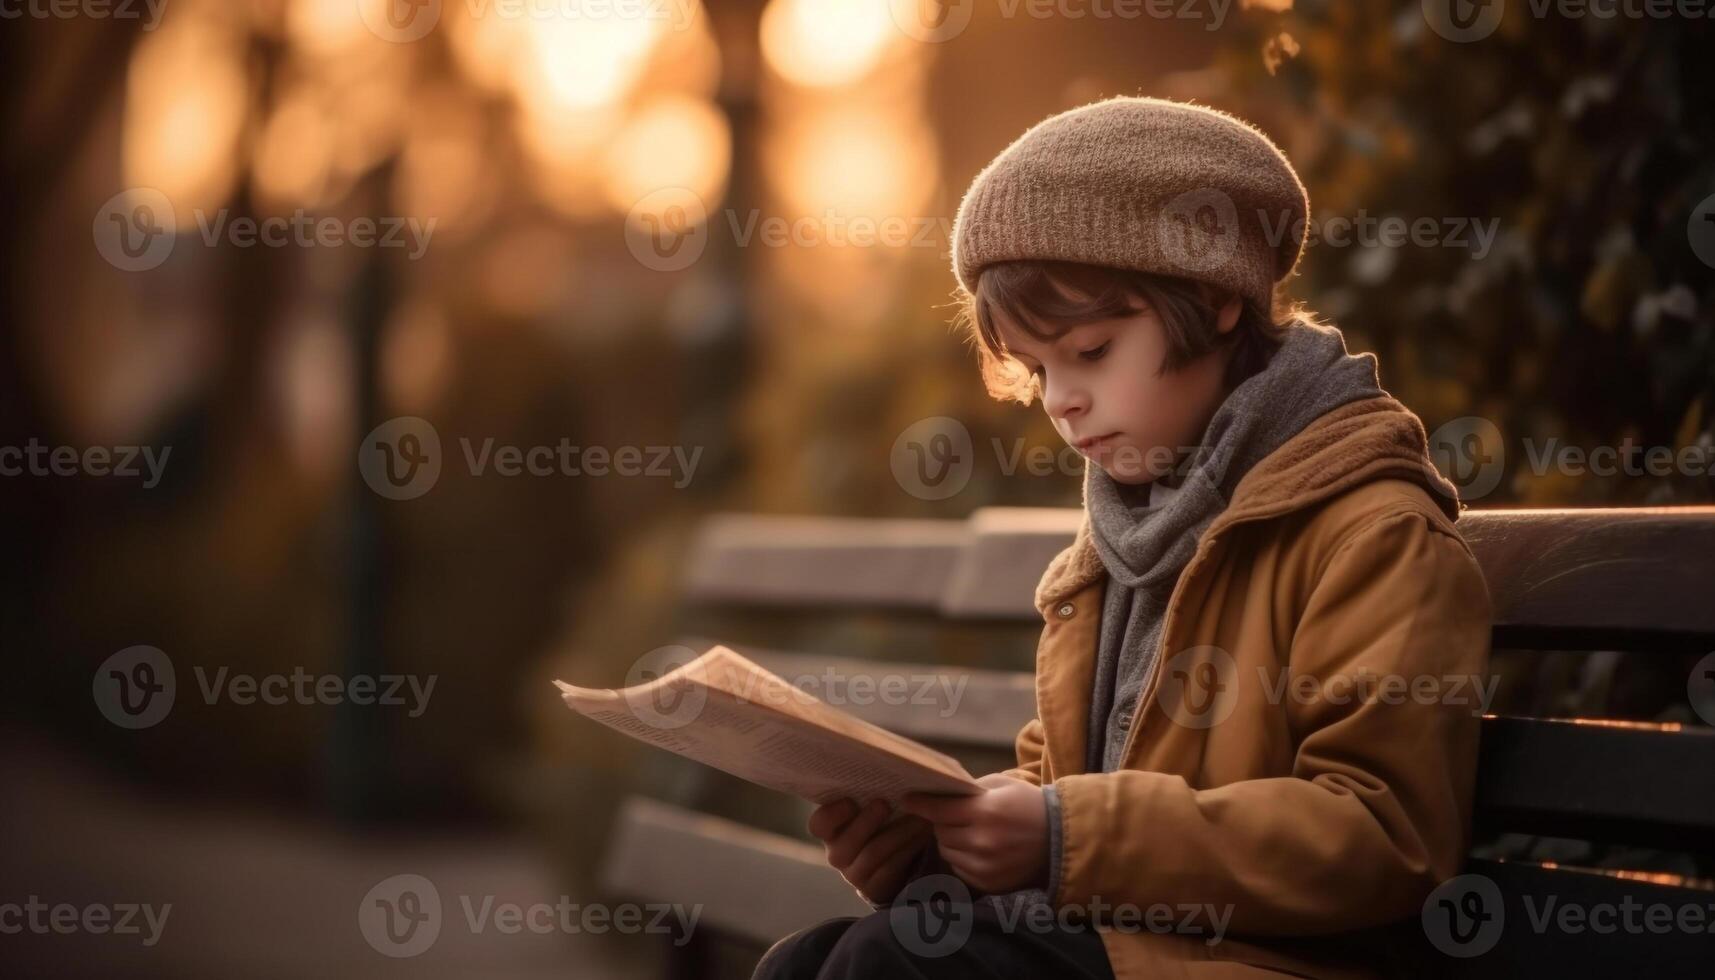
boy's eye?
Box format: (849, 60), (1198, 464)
(1079, 342), (1110, 362)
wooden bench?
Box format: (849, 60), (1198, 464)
(601, 506), (1715, 978)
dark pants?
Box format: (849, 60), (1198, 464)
(750, 899), (1115, 980)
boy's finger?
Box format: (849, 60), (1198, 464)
(845, 817), (930, 884)
(826, 799), (890, 868)
(807, 798), (857, 840)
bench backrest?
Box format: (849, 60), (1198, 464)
(681, 506), (1715, 854)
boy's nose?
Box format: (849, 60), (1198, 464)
(1045, 385), (1089, 425)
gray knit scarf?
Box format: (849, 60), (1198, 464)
(1082, 319), (1386, 773)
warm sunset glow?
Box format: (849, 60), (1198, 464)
(764, 100), (938, 229)
(254, 91), (336, 208)
(123, 14), (247, 220)
(394, 89), (493, 237)
(448, 3), (532, 94)
(760, 0), (901, 88)
(601, 95), (731, 215)
(290, 0), (377, 54)
(525, 16), (664, 112)
(518, 104), (622, 219)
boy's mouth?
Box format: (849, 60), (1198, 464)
(1074, 432), (1121, 453)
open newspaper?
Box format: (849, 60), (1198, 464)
(555, 644), (981, 806)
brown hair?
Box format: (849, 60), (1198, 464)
(953, 260), (1307, 406)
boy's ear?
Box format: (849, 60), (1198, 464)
(1209, 286), (1243, 335)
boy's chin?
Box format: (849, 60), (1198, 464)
(1096, 460), (1158, 486)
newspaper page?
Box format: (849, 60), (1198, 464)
(555, 644), (981, 807)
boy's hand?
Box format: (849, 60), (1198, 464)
(900, 773), (1048, 895)
(808, 798), (936, 905)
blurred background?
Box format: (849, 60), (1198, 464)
(2, 0), (1712, 976)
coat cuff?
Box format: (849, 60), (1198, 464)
(1043, 782), (1065, 902)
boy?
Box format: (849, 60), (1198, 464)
(753, 96), (1493, 980)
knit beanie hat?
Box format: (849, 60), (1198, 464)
(950, 96), (1309, 313)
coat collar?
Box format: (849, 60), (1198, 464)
(1032, 395), (1462, 616)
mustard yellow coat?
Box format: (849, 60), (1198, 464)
(1003, 395), (1494, 979)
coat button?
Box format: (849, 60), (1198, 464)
(1116, 707), (1134, 731)
(1056, 602), (1075, 619)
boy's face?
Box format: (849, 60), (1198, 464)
(993, 286), (1242, 486)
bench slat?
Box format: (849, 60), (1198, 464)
(600, 796), (868, 945)
(1474, 716), (1715, 852)
(1461, 506), (1715, 650)
(683, 513), (966, 611)
(685, 506), (1715, 648)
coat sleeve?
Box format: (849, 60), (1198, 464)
(1047, 510), (1493, 934)
(1001, 716), (1048, 787)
